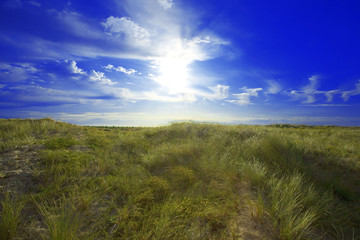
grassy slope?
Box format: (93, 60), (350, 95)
(0, 118), (359, 240)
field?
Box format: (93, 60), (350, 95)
(0, 118), (359, 239)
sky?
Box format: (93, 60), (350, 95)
(1, 0), (360, 126)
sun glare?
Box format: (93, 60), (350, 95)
(154, 57), (190, 93)
(151, 37), (200, 93)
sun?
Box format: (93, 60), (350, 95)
(154, 57), (190, 93)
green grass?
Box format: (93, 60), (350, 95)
(35, 197), (80, 240)
(0, 193), (24, 240)
(0, 118), (359, 239)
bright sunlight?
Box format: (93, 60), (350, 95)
(151, 37), (202, 93)
(155, 57), (190, 92)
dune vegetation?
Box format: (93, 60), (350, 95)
(0, 118), (359, 239)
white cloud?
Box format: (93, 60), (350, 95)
(287, 75), (346, 104)
(324, 90), (339, 102)
(89, 70), (115, 85)
(158, 0), (174, 9)
(104, 64), (137, 75)
(303, 75), (319, 94)
(244, 87), (263, 96)
(207, 85), (229, 100)
(266, 80), (282, 94)
(102, 16), (150, 46)
(314, 89), (340, 102)
(116, 66), (136, 74)
(104, 64), (114, 70)
(301, 75), (319, 103)
(186, 85), (229, 101)
(342, 80), (360, 101)
(67, 60), (86, 75)
(226, 87), (262, 105)
(287, 75), (320, 103)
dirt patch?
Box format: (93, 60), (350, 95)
(236, 209), (275, 240)
(227, 184), (277, 240)
(69, 145), (91, 152)
(233, 196), (276, 240)
(0, 145), (44, 197)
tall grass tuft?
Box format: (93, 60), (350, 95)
(35, 197), (80, 240)
(266, 174), (320, 240)
(0, 193), (23, 240)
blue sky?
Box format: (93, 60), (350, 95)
(1, 0), (360, 126)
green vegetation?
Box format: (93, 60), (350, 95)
(0, 193), (24, 240)
(0, 118), (359, 239)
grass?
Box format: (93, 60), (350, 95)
(0, 193), (24, 240)
(0, 118), (359, 239)
(266, 174), (320, 240)
(34, 197), (80, 240)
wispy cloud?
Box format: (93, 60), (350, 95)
(303, 75), (319, 93)
(315, 90), (340, 102)
(27, 1), (41, 7)
(102, 16), (151, 47)
(226, 87), (262, 105)
(49, 10), (103, 40)
(301, 75), (319, 103)
(287, 75), (343, 104)
(341, 80), (360, 101)
(3, 84), (83, 106)
(286, 75), (320, 103)
(205, 85), (229, 100)
(158, 0), (174, 10)
(265, 80), (282, 94)
(300, 104), (351, 107)
(0, 63), (39, 82)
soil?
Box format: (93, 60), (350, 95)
(0, 145), (44, 197)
